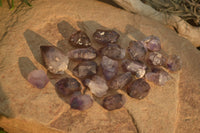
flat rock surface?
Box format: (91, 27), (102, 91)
(0, 0), (199, 133)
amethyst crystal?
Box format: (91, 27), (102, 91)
(69, 31), (91, 47)
(128, 40), (146, 61)
(70, 94), (93, 110)
(109, 72), (132, 90)
(145, 68), (171, 85)
(127, 79), (150, 99)
(100, 44), (125, 60)
(122, 59), (147, 78)
(101, 56), (118, 80)
(102, 94), (126, 111)
(55, 78), (81, 97)
(73, 61), (97, 79)
(142, 35), (161, 51)
(165, 55), (182, 72)
(147, 52), (166, 66)
(40, 45), (69, 74)
(67, 47), (97, 60)
(93, 29), (120, 44)
(27, 70), (49, 89)
(85, 75), (108, 97)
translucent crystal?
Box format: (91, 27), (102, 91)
(40, 45), (69, 74)
(122, 59), (147, 78)
(147, 52), (166, 66)
(69, 31), (91, 47)
(142, 35), (161, 51)
(145, 68), (171, 85)
(93, 29), (120, 44)
(101, 56), (118, 80)
(70, 94), (93, 110)
(102, 94), (126, 111)
(85, 75), (108, 97)
(109, 72), (132, 90)
(73, 61), (97, 79)
(127, 79), (150, 99)
(27, 70), (49, 89)
(100, 44), (125, 60)
(128, 40), (146, 61)
(55, 78), (81, 97)
(67, 47), (97, 60)
(165, 55), (182, 72)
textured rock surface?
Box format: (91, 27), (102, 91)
(0, 0), (200, 133)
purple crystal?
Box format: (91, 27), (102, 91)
(67, 47), (97, 60)
(85, 75), (108, 97)
(70, 94), (93, 110)
(40, 45), (69, 74)
(73, 61), (97, 79)
(122, 59), (147, 78)
(69, 31), (91, 47)
(128, 40), (146, 61)
(147, 52), (166, 66)
(102, 94), (126, 111)
(142, 35), (161, 51)
(165, 55), (182, 72)
(101, 56), (118, 80)
(55, 78), (81, 97)
(109, 72), (132, 90)
(100, 44), (125, 60)
(27, 70), (49, 89)
(127, 79), (150, 99)
(145, 68), (171, 85)
(93, 29), (120, 44)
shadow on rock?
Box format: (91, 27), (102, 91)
(0, 82), (14, 118)
(24, 29), (53, 65)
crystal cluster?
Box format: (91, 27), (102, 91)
(38, 28), (182, 111)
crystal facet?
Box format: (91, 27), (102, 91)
(165, 55), (182, 72)
(142, 35), (161, 51)
(73, 61), (97, 79)
(93, 29), (120, 44)
(100, 44), (125, 60)
(127, 79), (150, 99)
(145, 68), (171, 85)
(27, 70), (49, 89)
(69, 31), (91, 47)
(147, 52), (166, 66)
(122, 59), (147, 78)
(85, 75), (108, 97)
(55, 78), (81, 97)
(109, 72), (132, 90)
(128, 41), (146, 61)
(70, 94), (93, 110)
(40, 46), (69, 74)
(67, 47), (97, 60)
(103, 94), (126, 111)
(101, 56), (118, 80)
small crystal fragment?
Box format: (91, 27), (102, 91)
(109, 72), (132, 90)
(70, 94), (93, 110)
(142, 35), (161, 51)
(145, 68), (171, 85)
(55, 78), (81, 97)
(147, 52), (166, 66)
(128, 41), (146, 61)
(101, 56), (118, 80)
(67, 47), (97, 60)
(165, 55), (182, 72)
(40, 45), (69, 74)
(85, 75), (108, 97)
(27, 70), (49, 89)
(102, 94), (126, 111)
(69, 31), (91, 47)
(100, 44), (125, 60)
(127, 79), (150, 99)
(122, 59), (147, 78)
(73, 61), (97, 79)
(93, 29), (120, 44)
